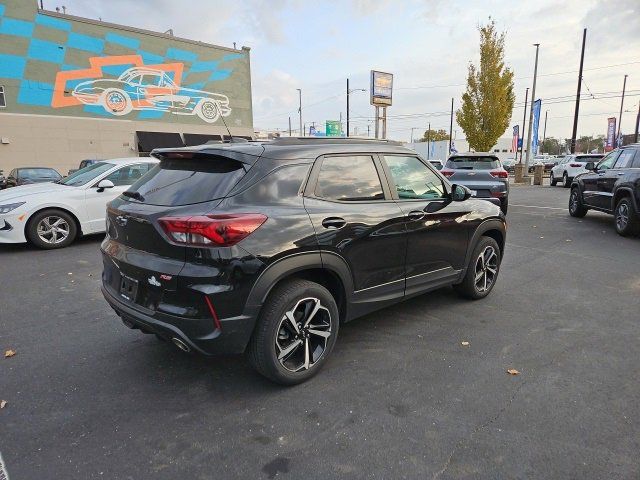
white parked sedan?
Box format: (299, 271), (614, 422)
(0, 158), (158, 249)
(550, 153), (603, 187)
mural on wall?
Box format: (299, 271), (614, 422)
(0, 1), (251, 126)
(53, 56), (232, 123)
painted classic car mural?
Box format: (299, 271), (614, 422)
(71, 66), (232, 123)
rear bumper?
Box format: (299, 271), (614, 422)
(101, 283), (257, 355)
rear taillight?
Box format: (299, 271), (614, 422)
(489, 169), (509, 178)
(569, 163), (582, 168)
(441, 169), (455, 177)
(158, 214), (267, 247)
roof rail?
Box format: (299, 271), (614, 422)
(270, 137), (402, 146)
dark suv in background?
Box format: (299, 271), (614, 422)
(569, 144), (640, 236)
(101, 138), (506, 384)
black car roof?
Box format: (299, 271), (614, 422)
(152, 137), (415, 162)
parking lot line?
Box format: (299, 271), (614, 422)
(510, 204), (565, 210)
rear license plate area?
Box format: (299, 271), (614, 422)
(119, 275), (139, 302)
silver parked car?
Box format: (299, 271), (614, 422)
(442, 153), (509, 214)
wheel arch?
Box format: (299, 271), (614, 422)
(613, 187), (637, 211)
(25, 206), (83, 239)
(244, 252), (353, 324)
(460, 219), (506, 281)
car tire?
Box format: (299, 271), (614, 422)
(27, 209), (78, 249)
(500, 198), (508, 215)
(550, 172), (557, 186)
(568, 187), (588, 218)
(614, 197), (640, 237)
(454, 236), (501, 300)
(562, 172), (571, 188)
(196, 99), (221, 123)
(101, 88), (132, 116)
(248, 279), (339, 385)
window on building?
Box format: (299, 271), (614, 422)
(0, 86), (6, 108)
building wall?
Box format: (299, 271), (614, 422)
(0, 0), (253, 173)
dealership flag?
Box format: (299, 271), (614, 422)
(512, 125), (519, 153)
(531, 99), (542, 155)
(606, 117), (616, 151)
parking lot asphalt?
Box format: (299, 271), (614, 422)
(1, 183), (639, 480)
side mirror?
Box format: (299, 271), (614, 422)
(585, 162), (596, 171)
(451, 184), (472, 202)
(96, 179), (115, 192)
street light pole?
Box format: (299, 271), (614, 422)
(448, 98), (454, 154)
(427, 122), (431, 160)
(617, 74), (628, 146)
(570, 28), (587, 153)
(519, 87), (529, 163)
(346, 78), (350, 137)
(525, 43), (540, 172)
(634, 101), (640, 143)
(296, 88), (302, 136)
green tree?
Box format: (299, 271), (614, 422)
(575, 135), (605, 153)
(456, 20), (515, 152)
(420, 128), (450, 142)
(540, 137), (562, 155)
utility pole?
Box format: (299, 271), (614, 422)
(525, 43), (540, 172)
(288, 116), (292, 136)
(296, 88), (302, 137)
(346, 79), (350, 137)
(634, 102), (640, 143)
(519, 87), (529, 162)
(570, 28), (587, 153)
(617, 74), (628, 146)
(542, 110), (548, 151)
(448, 98), (454, 154)
(427, 122), (431, 160)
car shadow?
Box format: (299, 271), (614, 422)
(0, 233), (104, 255)
(108, 286), (463, 396)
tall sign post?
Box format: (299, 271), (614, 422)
(370, 70), (393, 139)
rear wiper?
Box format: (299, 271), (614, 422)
(122, 191), (145, 202)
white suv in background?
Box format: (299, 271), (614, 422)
(550, 153), (604, 187)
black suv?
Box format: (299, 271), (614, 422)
(569, 144), (640, 236)
(101, 138), (506, 384)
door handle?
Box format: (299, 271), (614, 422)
(616, 172), (625, 175)
(322, 217), (346, 229)
(407, 210), (425, 221)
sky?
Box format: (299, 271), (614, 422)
(61, 0), (640, 143)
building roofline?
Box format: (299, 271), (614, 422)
(36, 7), (250, 54)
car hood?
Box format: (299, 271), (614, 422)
(0, 182), (73, 203)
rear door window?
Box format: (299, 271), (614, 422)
(125, 157), (246, 206)
(446, 156), (500, 170)
(104, 163), (152, 186)
(613, 150), (636, 169)
(314, 155), (384, 202)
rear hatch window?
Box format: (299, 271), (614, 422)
(123, 157), (247, 206)
(576, 155), (603, 162)
(446, 156), (500, 170)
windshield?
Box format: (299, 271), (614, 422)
(446, 156), (500, 170)
(20, 168), (61, 179)
(59, 162), (115, 186)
